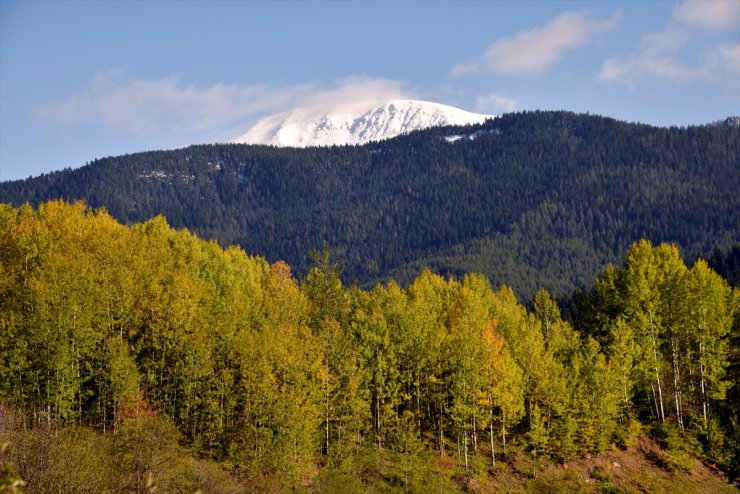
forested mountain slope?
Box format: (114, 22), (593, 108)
(2, 111), (738, 299)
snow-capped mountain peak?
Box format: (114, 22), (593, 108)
(233, 100), (494, 148)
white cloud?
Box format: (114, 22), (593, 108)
(599, 41), (740, 86)
(599, 26), (698, 86)
(673, 0), (740, 32)
(599, 55), (709, 87)
(598, 1), (740, 88)
(451, 10), (621, 76)
(37, 72), (413, 140)
(705, 42), (740, 75)
(476, 93), (517, 113)
(639, 26), (691, 55)
(301, 76), (410, 106)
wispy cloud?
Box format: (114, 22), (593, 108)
(451, 10), (621, 77)
(476, 93), (517, 113)
(37, 72), (413, 140)
(705, 43), (740, 74)
(300, 76), (411, 106)
(599, 1), (739, 87)
(673, 0), (740, 32)
(600, 56), (697, 87)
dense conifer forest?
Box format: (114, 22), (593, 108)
(0, 201), (738, 492)
(1, 111), (738, 300)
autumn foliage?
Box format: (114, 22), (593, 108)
(0, 201), (737, 491)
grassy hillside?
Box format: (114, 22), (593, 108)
(2, 416), (736, 493)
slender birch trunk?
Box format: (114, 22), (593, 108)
(649, 381), (658, 420)
(652, 334), (665, 422)
(700, 341), (708, 429)
(490, 418), (495, 467)
(457, 432), (461, 464)
(463, 428), (469, 471)
(325, 385), (330, 456)
(671, 336), (683, 430)
(502, 416), (507, 454)
(439, 408), (445, 457)
(472, 415), (478, 454)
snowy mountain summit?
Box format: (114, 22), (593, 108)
(233, 100), (493, 147)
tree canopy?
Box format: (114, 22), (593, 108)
(1, 201), (737, 491)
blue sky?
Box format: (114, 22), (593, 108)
(1, 0), (738, 181)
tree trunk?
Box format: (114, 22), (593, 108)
(472, 415), (478, 454)
(416, 369), (421, 432)
(622, 368), (630, 416)
(657, 374), (665, 422)
(325, 387), (330, 456)
(438, 410), (445, 457)
(376, 392), (381, 448)
(651, 334), (665, 422)
(649, 381), (658, 421)
(463, 428), (469, 471)
(671, 336), (684, 430)
(457, 432), (461, 464)
(700, 341), (708, 429)
(502, 416), (507, 453)
(490, 418), (496, 467)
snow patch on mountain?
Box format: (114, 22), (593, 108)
(443, 128), (500, 143)
(233, 100), (494, 148)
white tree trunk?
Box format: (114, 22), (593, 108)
(490, 418), (496, 467)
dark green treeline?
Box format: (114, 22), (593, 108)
(0, 201), (737, 491)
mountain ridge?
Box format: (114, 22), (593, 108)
(2, 110), (738, 300)
(232, 99), (493, 147)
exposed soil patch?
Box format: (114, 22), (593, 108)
(468, 435), (736, 493)
(531, 436), (736, 494)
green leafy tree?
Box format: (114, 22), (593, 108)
(687, 260), (733, 429)
(608, 317), (637, 419)
(447, 280), (489, 470)
(623, 240), (667, 422)
(527, 403), (549, 466)
(480, 319), (524, 465)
